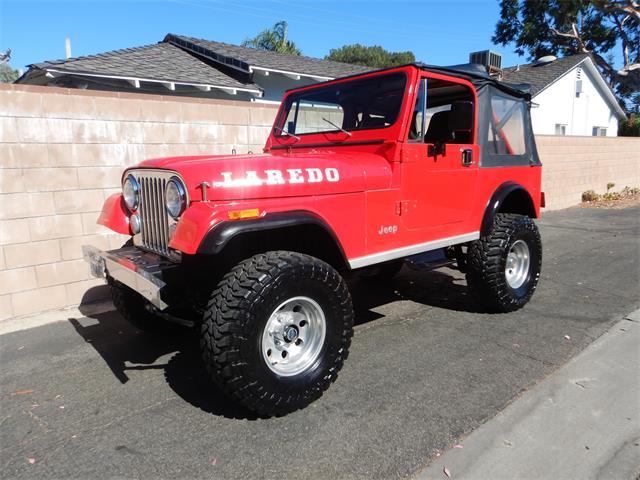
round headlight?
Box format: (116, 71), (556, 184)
(123, 175), (139, 211)
(165, 177), (186, 219)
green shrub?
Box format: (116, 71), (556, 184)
(619, 114), (640, 137)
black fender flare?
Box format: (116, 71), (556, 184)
(481, 182), (536, 235)
(197, 210), (348, 263)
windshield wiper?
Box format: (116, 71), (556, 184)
(322, 117), (352, 137)
(273, 126), (301, 141)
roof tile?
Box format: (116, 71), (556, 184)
(500, 54), (590, 96)
(167, 34), (371, 79)
(30, 43), (260, 91)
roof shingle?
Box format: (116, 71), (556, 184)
(166, 34), (371, 79)
(500, 54), (589, 97)
(29, 42), (260, 91)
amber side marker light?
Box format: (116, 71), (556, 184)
(540, 192), (546, 208)
(228, 209), (262, 220)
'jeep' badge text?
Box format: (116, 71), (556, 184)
(214, 168), (340, 188)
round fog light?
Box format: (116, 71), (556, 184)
(130, 213), (141, 234)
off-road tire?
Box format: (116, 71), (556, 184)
(109, 278), (163, 331)
(466, 213), (542, 312)
(200, 251), (354, 416)
(109, 239), (165, 331)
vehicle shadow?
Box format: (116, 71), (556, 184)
(70, 268), (483, 419)
(350, 266), (486, 326)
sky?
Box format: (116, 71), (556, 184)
(0, 0), (529, 73)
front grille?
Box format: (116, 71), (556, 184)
(131, 170), (186, 258)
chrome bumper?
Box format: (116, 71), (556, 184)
(82, 245), (174, 310)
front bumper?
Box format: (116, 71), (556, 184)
(82, 245), (177, 310)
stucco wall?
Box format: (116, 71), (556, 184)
(531, 64), (619, 136)
(1, 84), (638, 321)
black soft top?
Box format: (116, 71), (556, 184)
(285, 62), (532, 100)
(415, 62), (532, 100)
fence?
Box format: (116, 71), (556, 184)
(0, 84), (277, 319)
(1, 84), (639, 320)
(536, 135), (640, 210)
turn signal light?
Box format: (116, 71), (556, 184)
(228, 208), (262, 220)
(540, 192), (546, 208)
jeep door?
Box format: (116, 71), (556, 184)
(400, 73), (479, 233)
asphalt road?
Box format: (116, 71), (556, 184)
(1, 206), (639, 480)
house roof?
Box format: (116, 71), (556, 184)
(500, 53), (590, 97)
(19, 42), (262, 94)
(500, 53), (625, 119)
(165, 34), (371, 80)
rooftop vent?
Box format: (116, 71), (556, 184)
(469, 50), (502, 73)
(535, 55), (557, 66)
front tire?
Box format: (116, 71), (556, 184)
(466, 213), (542, 312)
(109, 278), (164, 331)
(200, 251), (354, 416)
(109, 239), (167, 331)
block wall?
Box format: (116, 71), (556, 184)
(536, 135), (640, 210)
(1, 84), (638, 320)
(0, 84), (277, 320)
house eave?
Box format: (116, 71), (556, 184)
(249, 66), (333, 82)
(40, 68), (263, 97)
(579, 59), (627, 120)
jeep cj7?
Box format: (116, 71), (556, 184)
(84, 63), (543, 416)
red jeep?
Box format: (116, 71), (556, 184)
(84, 63), (542, 416)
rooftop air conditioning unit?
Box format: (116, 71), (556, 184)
(469, 50), (502, 73)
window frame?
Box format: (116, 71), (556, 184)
(275, 71), (408, 138)
(406, 74), (476, 145)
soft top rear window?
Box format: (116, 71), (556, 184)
(277, 72), (407, 137)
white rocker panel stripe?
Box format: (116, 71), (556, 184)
(348, 231), (480, 269)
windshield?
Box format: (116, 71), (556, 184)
(276, 72), (407, 137)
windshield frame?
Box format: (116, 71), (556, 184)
(272, 71), (409, 143)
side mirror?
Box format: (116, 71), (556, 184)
(449, 101), (473, 133)
(287, 121), (295, 134)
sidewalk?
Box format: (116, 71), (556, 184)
(417, 310), (640, 480)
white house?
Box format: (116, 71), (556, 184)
(500, 54), (626, 136)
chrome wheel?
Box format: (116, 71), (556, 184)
(261, 296), (326, 377)
(505, 239), (530, 289)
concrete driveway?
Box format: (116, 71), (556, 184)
(1, 206), (639, 479)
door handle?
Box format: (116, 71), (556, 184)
(461, 148), (473, 167)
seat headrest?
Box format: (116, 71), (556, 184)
(449, 101), (474, 133)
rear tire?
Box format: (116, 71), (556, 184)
(466, 213), (542, 312)
(200, 251), (354, 416)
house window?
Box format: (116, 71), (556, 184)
(555, 124), (567, 135)
(592, 127), (607, 136)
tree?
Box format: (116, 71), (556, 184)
(242, 21), (301, 55)
(0, 63), (19, 83)
(325, 44), (415, 68)
(618, 113), (639, 135)
(493, 0), (639, 109)
(0, 48), (19, 83)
